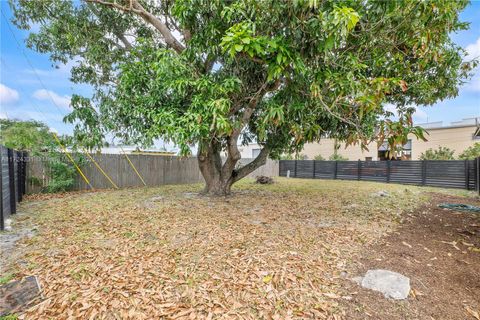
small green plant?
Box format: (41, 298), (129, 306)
(44, 139), (85, 193)
(459, 143), (480, 160)
(70, 264), (90, 281)
(28, 176), (42, 187)
(279, 153), (308, 160)
(0, 273), (15, 285)
(0, 314), (19, 320)
(314, 154), (326, 161)
(419, 146), (455, 160)
(279, 153), (294, 160)
(45, 155), (78, 193)
(329, 154), (349, 161)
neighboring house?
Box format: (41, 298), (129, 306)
(239, 118), (480, 161)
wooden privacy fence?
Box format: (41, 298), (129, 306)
(26, 153), (279, 193)
(0, 146), (27, 231)
(279, 159), (479, 190)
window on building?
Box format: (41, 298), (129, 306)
(365, 157), (372, 161)
(378, 139), (412, 160)
(402, 140), (412, 160)
(252, 148), (261, 158)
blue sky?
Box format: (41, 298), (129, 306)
(0, 1), (479, 137)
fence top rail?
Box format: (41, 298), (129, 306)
(281, 159), (475, 163)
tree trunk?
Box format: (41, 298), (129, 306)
(197, 141), (269, 196)
(202, 175), (234, 196)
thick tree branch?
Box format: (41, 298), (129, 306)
(221, 78), (282, 179)
(85, 0), (185, 53)
(233, 147), (270, 182)
(86, 2), (133, 50)
(115, 32), (133, 50)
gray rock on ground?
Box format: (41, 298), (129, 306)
(360, 269), (410, 300)
(4, 218), (12, 231)
(372, 190), (390, 197)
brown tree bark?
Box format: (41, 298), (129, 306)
(197, 80), (280, 196)
(197, 141), (269, 196)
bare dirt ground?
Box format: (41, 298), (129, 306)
(1, 178), (479, 319)
(342, 193), (480, 320)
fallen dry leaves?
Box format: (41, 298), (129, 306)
(6, 178), (432, 319)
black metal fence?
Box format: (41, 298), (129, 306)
(1, 145), (27, 231)
(279, 159), (479, 191)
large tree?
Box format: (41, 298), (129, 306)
(11, 0), (476, 195)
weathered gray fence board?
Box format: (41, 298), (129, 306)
(26, 154), (278, 193)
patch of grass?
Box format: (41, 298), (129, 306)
(122, 231), (137, 238)
(0, 315), (19, 320)
(0, 273), (15, 285)
(70, 264), (91, 281)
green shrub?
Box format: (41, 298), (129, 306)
(280, 153), (308, 160)
(28, 176), (42, 187)
(419, 146), (455, 160)
(45, 153), (83, 193)
(314, 154), (326, 160)
(459, 143), (480, 160)
(329, 154), (349, 161)
(279, 153), (294, 160)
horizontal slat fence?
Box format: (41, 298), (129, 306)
(0, 146), (27, 230)
(279, 159), (479, 191)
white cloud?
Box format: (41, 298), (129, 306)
(464, 37), (480, 92)
(383, 103), (397, 114)
(29, 22), (41, 33)
(2, 109), (64, 122)
(24, 59), (78, 77)
(0, 111), (8, 119)
(383, 103), (429, 122)
(0, 84), (20, 104)
(464, 73), (480, 92)
(466, 37), (480, 60)
(413, 108), (428, 121)
(33, 89), (71, 110)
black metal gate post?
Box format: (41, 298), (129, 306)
(357, 160), (361, 180)
(16, 151), (27, 201)
(477, 157), (480, 194)
(16, 151), (22, 202)
(421, 160), (427, 186)
(334, 161), (338, 179)
(465, 159), (470, 190)
(312, 160), (316, 179)
(386, 160), (391, 183)
(7, 148), (16, 215)
(0, 147), (3, 231)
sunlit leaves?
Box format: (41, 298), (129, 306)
(331, 6), (360, 34)
(220, 21), (297, 81)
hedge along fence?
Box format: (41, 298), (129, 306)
(26, 153), (279, 193)
(279, 159), (479, 190)
(0, 145), (27, 230)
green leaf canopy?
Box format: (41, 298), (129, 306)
(10, 0), (477, 193)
